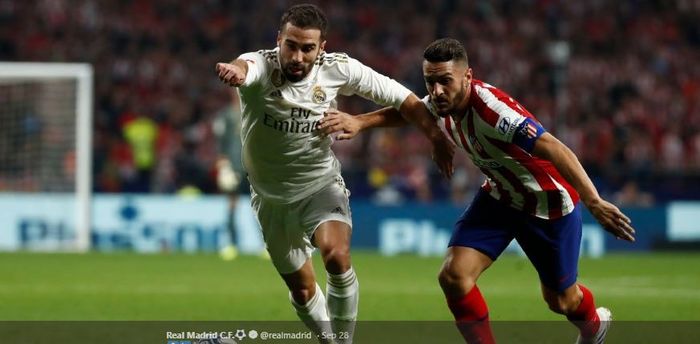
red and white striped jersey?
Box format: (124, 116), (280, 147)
(422, 79), (580, 219)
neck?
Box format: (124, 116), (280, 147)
(450, 112), (466, 122)
(451, 86), (471, 122)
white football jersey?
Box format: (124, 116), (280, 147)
(236, 47), (411, 203)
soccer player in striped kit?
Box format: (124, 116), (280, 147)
(320, 38), (636, 344)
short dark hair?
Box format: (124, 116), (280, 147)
(280, 4), (328, 39)
(423, 38), (468, 66)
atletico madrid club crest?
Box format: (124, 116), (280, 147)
(526, 121), (538, 138)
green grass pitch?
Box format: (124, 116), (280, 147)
(1, 251), (698, 321)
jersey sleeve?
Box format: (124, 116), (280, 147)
(237, 51), (268, 87)
(339, 57), (412, 110)
(474, 83), (546, 153)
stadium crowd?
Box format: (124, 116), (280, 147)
(1, 0), (698, 203)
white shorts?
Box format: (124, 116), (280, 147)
(251, 176), (352, 274)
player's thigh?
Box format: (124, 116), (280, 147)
(302, 176), (352, 247)
(441, 246), (494, 282)
(251, 191), (312, 275)
(449, 191), (516, 262)
(516, 204), (583, 293)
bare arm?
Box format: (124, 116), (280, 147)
(397, 94), (443, 140)
(532, 132), (636, 241)
(355, 106), (408, 129)
(216, 59), (249, 87)
(318, 94), (455, 178)
(318, 106), (407, 140)
(399, 94), (455, 179)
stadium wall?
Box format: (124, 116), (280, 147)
(0, 193), (697, 256)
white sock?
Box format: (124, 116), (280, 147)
(290, 283), (333, 343)
(327, 267), (359, 343)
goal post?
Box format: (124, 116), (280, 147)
(0, 62), (93, 252)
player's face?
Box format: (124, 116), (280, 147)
(277, 23), (326, 82)
(423, 60), (472, 117)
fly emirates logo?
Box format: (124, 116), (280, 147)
(263, 107), (320, 134)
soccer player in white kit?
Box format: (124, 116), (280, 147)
(215, 4), (454, 343)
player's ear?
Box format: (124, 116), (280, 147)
(276, 31), (281, 48)
(319, 40), (327, 53)
(464, 67), (473, 85)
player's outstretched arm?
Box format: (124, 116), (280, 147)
(318, 107), (407, 140)
(532, 133), (636, 242)
(318, 94), (455, 179)
(216, 59), (249, 87)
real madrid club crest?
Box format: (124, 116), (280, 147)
(312, 85), (326, 104)
(271, 69), (285, 87)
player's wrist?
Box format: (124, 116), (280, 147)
(356, 113), (377, 131)
(582, 196), (602, 209)
(353, 114), (367, 131)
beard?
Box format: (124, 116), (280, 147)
(433, 80), (467, 117)
(281, 61), (311, 82)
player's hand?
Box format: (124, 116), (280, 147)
(431, 135), (455, 180)
(587, 198), (636, 242)
(318, 109), (363, 140)
(216, 62), (246, 87)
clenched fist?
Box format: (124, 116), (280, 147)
(216, 62), (246, 87)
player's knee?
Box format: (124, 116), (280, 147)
(321, 246), (351, 274)
(438, 264), (475, 294)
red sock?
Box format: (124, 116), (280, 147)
(567, 284), (600, 338)
(446, 286), (496, 344)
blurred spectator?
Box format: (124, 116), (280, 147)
(1, 0), (698, 201)
(121, 110), (158, 192)
(613, 181), (655, 208)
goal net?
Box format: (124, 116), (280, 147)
(0, 63), (93, 252)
